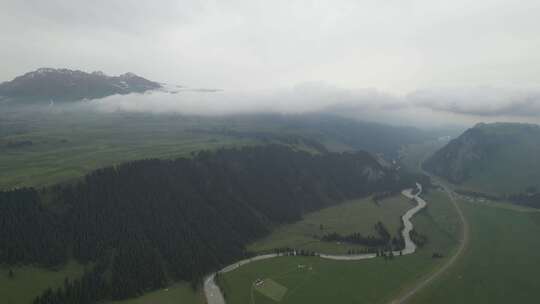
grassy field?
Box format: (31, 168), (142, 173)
(0, 262), (205, 304)
(219, 190), (461, 304)
(410, 200), (540, 303)
(0, 111), (260, 189)
(0, 261), (87, 304)
(248, 196), (413, 255)
(0, 110), (342, 190)
(109, 282), (204, 304)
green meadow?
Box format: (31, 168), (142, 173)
(109, 282), (204, 304)
(0, 111), (255, 189)
(411, 200), (540, 303)
(219, 190), (461, 304)
(248, 195), (413, 254)
(0, 261), (87, 304)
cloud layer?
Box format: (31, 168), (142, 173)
(81, 83), (540, 128)
(409, 87), (540, 117)
(2, 0), (540, 93)
(3, 0), (540, 127)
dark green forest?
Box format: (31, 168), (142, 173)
(1, 145), (420, 304)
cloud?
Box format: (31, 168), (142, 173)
(409, 86), (540, 117)
(90, 82), (405, 116)
(2, 0), (540, 93)
(77, 82), (540, 129)
(79, 83), (430, 127)
(2, 0), (204, 34)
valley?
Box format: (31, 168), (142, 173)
(1, 143), (420, 304)
(217, 189), (460, 304)
(3, 119), (540, 304)
(1, 92), (539, 304)
(2, 3), (539, 303)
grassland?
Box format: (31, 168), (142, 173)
(0, 261), (87, 304)
(219, 190), (461, 304)
(109, 282), (204, 304)
(410, 199), (540, 303)
(1, 262), (205, 304)
(0, 111), (258, 189)
(0, 107), (438, 190)
(249, 196), (413, 254)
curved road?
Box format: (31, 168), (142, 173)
(204, 184), (428, 304)
(388, 176), (470, 304)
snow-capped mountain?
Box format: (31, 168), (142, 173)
(0, 68), (162, 103)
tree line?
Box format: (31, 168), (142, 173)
(321, 221), (404, 251)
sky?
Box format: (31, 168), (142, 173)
(2, 0), (540, 127)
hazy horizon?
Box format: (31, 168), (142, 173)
(2, 0), (540, 127)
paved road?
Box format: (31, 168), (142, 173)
(204, 184), (428, 304)
(388, 177), (470, 304)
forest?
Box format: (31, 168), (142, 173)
(0, 145), (420, 304)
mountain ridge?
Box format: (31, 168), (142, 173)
(0, 68), (161, 103)
(423, 122), (540, 194)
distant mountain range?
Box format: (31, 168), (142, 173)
(423, 122), (540, 194)
(0, 68), (161, 103)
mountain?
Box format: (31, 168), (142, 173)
(0, 68), (161, 103)
(423, 122), (540, 194)
(0, 145), (420, 303)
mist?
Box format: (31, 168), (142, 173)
(3, 0), (540, 129)
(72, 83), (540, 129)
(3, 0), (540, 93)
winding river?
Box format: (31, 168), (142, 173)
(204, 183), (427, 304)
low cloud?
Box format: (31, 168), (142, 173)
(78, 83), (540, 128)
(409, 86), (540, 117)
(91, 82), (405, 116)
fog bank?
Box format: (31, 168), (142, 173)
(85, 83), (540, 128)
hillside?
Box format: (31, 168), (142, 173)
(197, 113), (434, 158)
(0, 145), (419, 304)
(423, 122), (540, 194)
(0, 68), (161, 103)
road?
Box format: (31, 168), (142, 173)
(388, 176), (470, 304)
(204, 184), (428, 304)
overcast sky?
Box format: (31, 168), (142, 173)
(2, 0), (540, 126)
